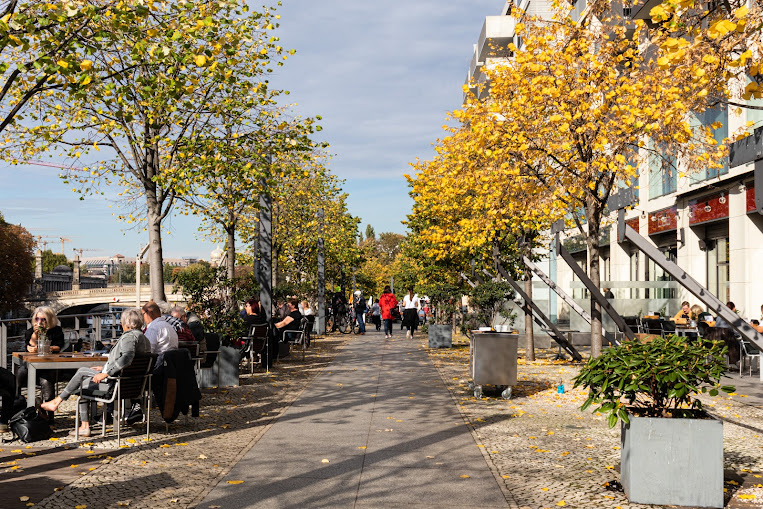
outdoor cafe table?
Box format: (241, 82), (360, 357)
(674, 323), (699, 338)
(12, 352), (108, 407)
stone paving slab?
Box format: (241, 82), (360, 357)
(199, 331), (510, 508)
(429, 338), (763, 509)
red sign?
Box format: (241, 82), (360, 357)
(648, 206), (678, 235)
(747, 184), (756, 214)
(688, 192), (729, 225)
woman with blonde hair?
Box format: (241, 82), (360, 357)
(16, 306), (65, 423)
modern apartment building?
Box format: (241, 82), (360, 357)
(466, 1), (763, 335)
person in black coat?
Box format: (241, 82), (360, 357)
(16, 306), (65, 423)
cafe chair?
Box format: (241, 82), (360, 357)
(642, 318), (663, 337)
(241, 324), (269, 374)
(74, 354), (155, 446)
(178, 341), (202, 385)
(661, 320), (676, 336)
(283, 318), (310, 361)
(623, 316), (643, 334)
(739, 340), (760, 377)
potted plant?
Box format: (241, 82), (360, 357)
(573, 335), (734, 508)
(466, 280), (516, 332)
(173, 263), (259, 386)
(423, 282), (461, 348)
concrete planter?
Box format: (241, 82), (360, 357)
(201, 344), (240, 388)
(470, 332), (518, 398)
(428, 324), (452, 348)
(621, 413), (724, 508)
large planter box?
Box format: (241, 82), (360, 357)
(200, 345), (240, 388)
(470, 332), (518, 387)
(428, 324), (452, 348)
(621, 414), (724, 508)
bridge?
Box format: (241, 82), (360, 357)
(27, 284), (186, 314)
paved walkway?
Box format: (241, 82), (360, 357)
(199, 330), (511, 508)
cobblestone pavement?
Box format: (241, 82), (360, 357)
(427, 337), (763, 509)
(1, 335), (349, 509)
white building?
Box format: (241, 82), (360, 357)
(466, 1), (763, 337)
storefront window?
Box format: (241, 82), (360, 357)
(707, 238), (730, 302)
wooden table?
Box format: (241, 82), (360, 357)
(12, 352), (108, 407)
(674, 324), (699, 338)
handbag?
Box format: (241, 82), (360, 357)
(3, 407), (53, 443)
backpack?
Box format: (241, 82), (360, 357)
(4, 407), (53, 443)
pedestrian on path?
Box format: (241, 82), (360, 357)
(379, 286), (398, 338)
(353, 290), (367, 335)
(402, 287), (420, 339)
(371, 298), (381, 331)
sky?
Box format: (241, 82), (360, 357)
(0, 0), (501, 260)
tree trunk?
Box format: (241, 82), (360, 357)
(586, 203), (602, 358)
(225, 220), (236, 309)
(143, 125), (167, 305)
(146, 207), (167, 304)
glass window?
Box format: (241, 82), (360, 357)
(646, 248), (677, 299)
(707, 238), (730, 302)
(648, 141), (677, 199)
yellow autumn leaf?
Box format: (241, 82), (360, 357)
(194, 54), (207, 67)
(226, 480), (244, 484)
(557, 502), (566, 507)
(57, 60), (69, 69)
(80, 60), (93, 71)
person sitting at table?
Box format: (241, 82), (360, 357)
(264, 298), (303, 367)
(142, 302), (178, 355)
(243, 298), (267, 328)
(672, 301), (695, 324)
(0, 366), (16, 433)
(714, 301), (737, 330)
(40, 308), (151, 438)
(690, 304), (704, 320)
(300, 301), (314, 316)
(16, 306), (65, 424)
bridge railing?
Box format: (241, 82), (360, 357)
(1, 311), (123, 369)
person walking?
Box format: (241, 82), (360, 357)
(379, 286), (398, 339)
(371, 298), (381, 331)
(402, 287), (421, 339)
(352, 291), (367, 335)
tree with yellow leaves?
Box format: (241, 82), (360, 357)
(0, 1), (149, 139)
(412, 16), (725, 356)
(5, 0), (294, 304)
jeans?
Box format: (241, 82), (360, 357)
(0, 367), (15, 424)
(355, 312), (366, 333)
(383, 319), (393, 336)
(60, 367), (105, 422)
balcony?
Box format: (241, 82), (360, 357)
(476, 16), (516, 64)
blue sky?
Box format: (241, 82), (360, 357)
(0, 0), (500, 260)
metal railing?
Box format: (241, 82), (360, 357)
(1, 311), (122, 369)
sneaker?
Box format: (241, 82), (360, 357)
(126, 409), (144, 425)
(406, 330), (411, 339)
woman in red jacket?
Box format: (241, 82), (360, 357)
(379, 286), (398, 338)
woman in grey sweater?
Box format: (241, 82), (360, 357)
(41, 308), (151, 437)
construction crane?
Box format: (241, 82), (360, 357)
(59, 237), (71, 255)
(73, 248), (99, 258)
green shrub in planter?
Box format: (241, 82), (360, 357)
(573, 335), (734, 428)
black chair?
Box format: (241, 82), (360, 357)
(241, 324), (269, 374)
(304, 315), (316, 347)
(623, 316), (643, 335)
(697, 321), (712, 338)
(283, 318), (309, 361)
(642, 318), (663, 336)
(661, 320), (676, 336)
(739, 340), (760, 377)
(75, 354), (155, 446)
